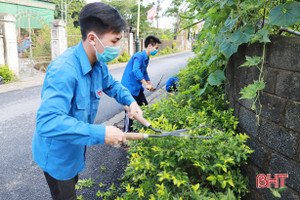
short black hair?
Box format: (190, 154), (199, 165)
(144, 35), (162, 47)
(79, 2), (127, 41)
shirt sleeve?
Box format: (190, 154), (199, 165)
(102, 64), (136, 106)
(132, 56), (145, 81)
(144, 70), (150, 81)
(36, 66), (106, 146)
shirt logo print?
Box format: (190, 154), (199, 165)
(96, 89), (102, 98)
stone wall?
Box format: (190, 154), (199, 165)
(225, 35), (300, 199)
(120, 37), (129, 55)
(160, 39), (183, 51)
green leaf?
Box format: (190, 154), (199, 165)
(251, 25), (271, 43)
(208, 70), (226, 86)
(240, 56), (261, 67)
(192, 183), (200, 191)
(214, 33), (227, 46)
(207, 175), (216, 182)
(227, 179), (235, 187)
(270, 188), (281, 198)
(231, 25), (255, 46)
(219, 40), (238, 58)
(231, 29), (249, 45)
(218, 0), (234, 9)
(240, 0), (268, 10)
(255, 79), (265, 90)
(206, 85), (214, 94)
(221, 14), (241, 33)
(239, 80), (265, 100)
(269, 2), (300, 27)
(206, 55), (218, 66)
(240, 84), (257, 99)
(242, 25), (255, 35)
(198, 82), (208, 95)
(219, 0), (228, 9)
(227, 0), (234, 7)
(222, 180), (227, 189)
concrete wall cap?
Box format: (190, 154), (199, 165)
(0, 13), (16, 23)
(51, 19), (65, 27)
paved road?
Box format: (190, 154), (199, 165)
(0, 51), (194, 200)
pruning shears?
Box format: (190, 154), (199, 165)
(154, 74), (164, 90)
(123, 106), (214, 140)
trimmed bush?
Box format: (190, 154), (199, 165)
(0, 65), (14, 83)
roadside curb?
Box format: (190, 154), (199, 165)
(0, 73), (45, 94)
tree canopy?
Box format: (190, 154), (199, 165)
(102, 0), (154, 34)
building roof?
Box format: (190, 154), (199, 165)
(0, 0), (55, 29)
(0, 0), (55, 10)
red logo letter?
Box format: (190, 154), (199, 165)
(277, 174), (288, 188)
(267, 174), (279, 188)
(257, 174), (268, 188)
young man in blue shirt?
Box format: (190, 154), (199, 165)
(32, 3), (143, 200)
(121, 36), (161, 132)
(166, 76), (180, 92)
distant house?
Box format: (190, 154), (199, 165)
(0, 0), (55, 29)
(0, 0), (55, 53)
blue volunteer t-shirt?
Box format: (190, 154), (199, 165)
(121, 50), (150, 96)
(32, 41), (135, 180)
(166, 76), (179, 92)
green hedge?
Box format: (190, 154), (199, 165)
(95, 54), (253, 200)
(0, 65), (14, 83)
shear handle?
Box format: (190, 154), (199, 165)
(125, 133), (148, 140)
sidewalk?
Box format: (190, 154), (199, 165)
(0, 51), (190, 94)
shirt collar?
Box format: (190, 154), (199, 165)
(143, 50), (149, 60)
(75, 41), (92, 75)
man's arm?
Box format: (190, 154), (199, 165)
(103, 67), (135, 106)
(36, 67), (111, 145)
(102, 65), (143, 121)
(131, 57), (154, 91)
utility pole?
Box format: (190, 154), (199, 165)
(27, 9), (32, 58)
(61, 0), (64, 21)
(135, 0), (141, 52)
(156, 0), (160, 36)
(62, 0), (73, 46)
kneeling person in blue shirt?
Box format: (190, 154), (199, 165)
(166, 76), (180, 92)
(121, 36), (161, 132)
(32, 3), (143, 200)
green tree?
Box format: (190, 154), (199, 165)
(44, 0), (85, 25)
(165, 0), (188, 39)
(102, 0), (154, 34)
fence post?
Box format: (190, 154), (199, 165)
(129, 32), (134, 56)
(51, 19), (67, 60)
(0, 13), (19, 77)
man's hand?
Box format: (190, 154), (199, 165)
(145, 83), (155, 92)
(127, 101), (143, 120)
(105, 126), (126, 145)
(141, 79), (155, 92)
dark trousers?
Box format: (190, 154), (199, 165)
(44, 172), (78, 200)
(125, 89), (148, 132)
